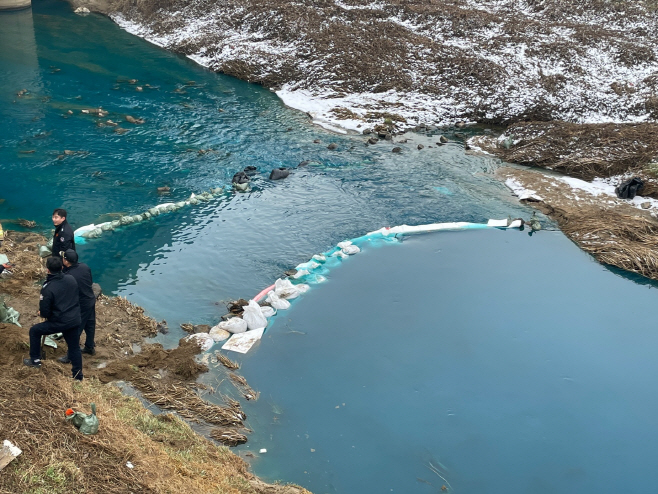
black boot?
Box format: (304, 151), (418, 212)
(58, 355), (71, 364)
(23, 358), (42, 368)
(81, 346), (96, 356)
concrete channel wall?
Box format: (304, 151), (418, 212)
(0, 0), (31, 10)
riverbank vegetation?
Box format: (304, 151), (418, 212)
(0, 232), (308, 494)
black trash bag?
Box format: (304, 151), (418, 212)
(232, 171), (250, 184)
(615, 177), (644, 199)
(269, 168), (290, 180)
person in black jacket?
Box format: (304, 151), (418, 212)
(24, 256), (83, 380)
(59, 249), (96, 362)
(52, 208), (75, 258)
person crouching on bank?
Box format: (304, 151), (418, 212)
(23, 256), (83, 381)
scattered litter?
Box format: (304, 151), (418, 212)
(0, 440), (22, 471)
(126, 461), (134, 469)
(65, 403), (99, 435)
(259, 448), (267, 454)
(615, 177), (644, 199)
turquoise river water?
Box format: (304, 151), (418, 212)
(3, 3), (658, 494)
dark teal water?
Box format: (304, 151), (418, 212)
(228, 229), (658, 493)
(4, 3), (658, 494)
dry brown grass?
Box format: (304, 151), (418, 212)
(217, 352), (241, 370)
(230, 373), (260, 401)
(550, 205), (658, 280)
(487, 121), (658, 180)
(0, 374), (256, 494)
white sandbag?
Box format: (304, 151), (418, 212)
(155, 202), (175, 211)
(185, 333), (214, 352)
(209, 326), (231, 342)
(487, 218), (508, 227)
(83, 227), (102, 239)
(295, 261), (320, 271)
(242, 300), (267, 330)
(294, 283), (310, 294)
(274, 278), (300, 299)
(260, 305), (276, 318)
(293, 269), (309, 279)
(337, 240), (352, 249)
(312, 254), (326, 262)
(305, 274), (327, 284)
(217, 317), (248, 334)
(342, 245), (360, 255)
(266, 291), (290, 310)
(332, 250), (349, 259)
(74, 224), (97, 237)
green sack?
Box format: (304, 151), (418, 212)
(66, 403), (99, 435)
(0, 301), (21, 327)
(38, 245), (52, 258)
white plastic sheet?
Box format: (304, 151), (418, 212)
(222, 328), (265, 353)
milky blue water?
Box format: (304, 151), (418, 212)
(3, 3), (658, 494)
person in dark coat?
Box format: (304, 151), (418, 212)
(24, 256), (83, 380)
(52, 208), (75, 258)
(60, 249), (96, 361)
